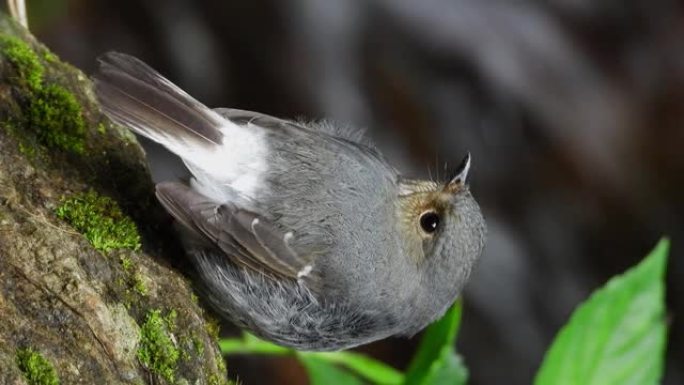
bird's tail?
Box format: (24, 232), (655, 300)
(93, 52), (225, 156)
(93, 52), (269, 203)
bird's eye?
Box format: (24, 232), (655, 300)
(419, 211), (440, 234)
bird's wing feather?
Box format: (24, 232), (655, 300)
(213, 108), (294, 128)
(213, 107), (374, 148)
(156, 181), (317, 283)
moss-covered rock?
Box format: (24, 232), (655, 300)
(137, 310), (181, 383)
(27, 83), (86, 153)
(55, 189), (141, 252)
(16, 348), (60, 385)
(0, 13), (230, 385)
(0, 33), (86, 154)
(0, 34), (43, 91)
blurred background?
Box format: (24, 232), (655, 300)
(17, 0), (684, 384)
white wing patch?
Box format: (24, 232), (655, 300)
(187, 117), (268, 203)
(297, 265), (313, 279)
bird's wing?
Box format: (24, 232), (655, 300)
(156, 181), (318, 283)
(213, 107), (375, 148)
(213, 108), (294, 127)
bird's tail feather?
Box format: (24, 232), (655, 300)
(93, 52), (225, 155)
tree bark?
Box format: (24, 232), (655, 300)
(0, 14), (229, 385)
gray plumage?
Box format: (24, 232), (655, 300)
(93, 52), (486, 351)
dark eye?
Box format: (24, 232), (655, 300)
(419, 211), (440, 234)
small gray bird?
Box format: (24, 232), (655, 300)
(93, 52), (486, 351)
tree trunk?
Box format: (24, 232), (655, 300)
(0, 14), (229, 385)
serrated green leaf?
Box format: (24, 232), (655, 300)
(534, 238), (669, 385)
(404, 300), (467, 385)
(300, 355), (365, 385)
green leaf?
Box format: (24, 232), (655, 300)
(535, 238), (669, 385)
(420, 351), (468, 385)
(222, 333), (403, 384)
(219, 333), (290, 356)
(404, 300), (468, 385)
(299, 355), (365, 385)
(300, 351), (403, 385)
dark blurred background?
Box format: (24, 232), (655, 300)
(18, 0), (684, 384)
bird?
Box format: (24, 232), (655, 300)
(93, 52), (486, 351)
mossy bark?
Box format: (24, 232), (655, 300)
(0, 14), (229, 385)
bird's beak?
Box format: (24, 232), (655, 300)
(446, 152), (471, 192)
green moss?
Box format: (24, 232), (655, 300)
(208, 373), (231, 385)
(18, 141), (37, 158)
(137, 309), (181, 383)
(214, 355), (228, 385)
(166, 310), (178, 328)
(4, 119), (46, 163)
(118, 255), (150, 304)
(179, 332), (205, 362)
(217, 354), (227, 374)
(132, 273), (148, 296)
(205, 317), (221, 342)
(16, 348), (60, 385)
(0, 35), (44, 91)
(55, 190), (141, 252)
(120, 255), (134, 271)
(207, 319), (229, 384)
(27, 84), (86, 154)
(191, 335), (205, 356)
(0, 34), (87, 155)
(43, 51), (58, 64)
